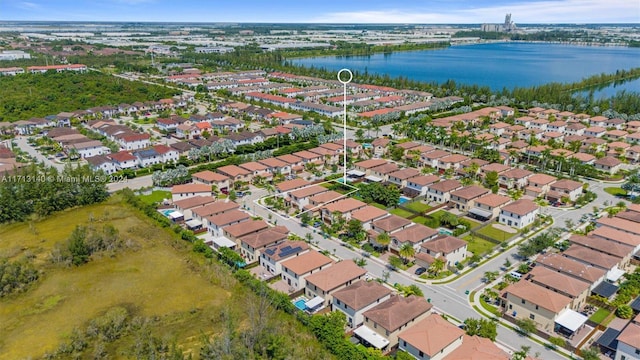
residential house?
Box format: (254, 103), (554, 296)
(398, 314), (465, 360)
(371, 138), (391, 157)
(217, 164), (253, 185)
(389, 224), (438, 253)
(116, 133), (150, 151)
(259, 157), (292, 176)
(172, 196), (217, 221)
(450, 185), (490, 212)
(322, 198), (367, 223)
(368, 162), (400, 183)
(443, 335), (510, 360)
(547, 179), (583, 203)
(357, 295), (432, 350)
(288, 185), (329, 210)
(239, 161), (272, 182)
(206, 209), (250, 236)
(239, 226), (289, 263)
(585, 127), (606, 138)
(525, 173), (557, 198)
(280, 250), (333, 291)
(332, 280), (393, 328)
(569, 234), (634, 269)
(193, 201), (241, 223)
(404, 175), (440, 198)
(371, 214), (413, 237)
(562, 244), (621, 273)
(108, 151), (138, 170)
(223, 219), (269, 243)
(592, 223), (640, 253)
(499, 168), (533, 190)
(276, 178), (311, 194)
(305, 260), (367, 307)
(418, 235), (467, 267)
(192, 170), (230, 192)
(86, 155), (117, 175)
(499, 199), (539, 229)
(153, 145), (179, 163)
(259, 240), (309, 276)
(526, 266), (591, 311)
(427, 179), (462, 203)
(594, 156), (622, 175)
(388, 168), (421, 189)
(614, 313), (640, 360)
(353, 159), (389, 175)
(535, 253), (607, 289)
(421, 150), (450, 168)
(469, 194), (512, 221)
(176, 124), (201, 139)
(350, 206), (390, 230)
(500, 280), (572, 332)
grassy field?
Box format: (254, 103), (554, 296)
(463, 235), (497, 256)
(0, 196), (330, 359)
(138, 190), (172, 205)
(390, 208), (414, 219)
(404, 201), (431, 213)
(604, 187), (627, 197)
(462, 218), (482, 230)
(475, 223), (516, 243)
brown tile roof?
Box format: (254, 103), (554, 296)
(276, 154), (303, 165)
(171, 183), (212, 194)
(332, 280), (392, 310)
(535, 253), (606, 283)
(440, 154), (469, 163)
(615, 210), (640, 223)
(388, 168), (420, 180)
(289, 185), (328, 199)
(281, 249), (333, 275)
(451, 185), (489, 200)
(371, 138), (390, 147)
(395, 141), (420, 150)
(192, 170), (229, 183)
(276, 178), (311, 192)
(596, 217), (640, 236)
(527, 173), (557, 186)
(293, 150), (322, 160)
(398, 314), (464, 358)
(207, 209), (250, 227)
(363, 295), (432, 332)
(240, 228), (288, 249)
(223, 219), (269, 238)
(443, 335), (510, 360)
(370, 162), (399, 175)
(429, 179), (462, 193)
(591, 225), (640, 247)
(550, 179), (583, 191)
(481, 163), (510, 173)
(309, 191), (343, 204)
(563, 244), (620, 270)
(421, 235), (467, 254)
(527, 266), (590, 298)
(239, 161), (268, 172)
(475, 194), (511, 208)
(501, 168), (533, 179)
(305, 260), (367, 292)
(192, 201), (240, 218)
(571, 152), (596, 162)
(422, 149), (450, 160)
(324, 198), (366, 214)
(391, 224), (438, 244)
(569, 234), (632, 258)
(502, 280), (571, 313)
(407, 174), (439, 186)
(351, 206), (389, 223)
(501, 199), (538, 216)
(172, 195), (216, 209)
(259, 157), (288, 168)
(217, 164), (251, 177)
(372, 214), (412, 233)
(617, 320), (640, 348)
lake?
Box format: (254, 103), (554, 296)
(292, 42), (640, 95)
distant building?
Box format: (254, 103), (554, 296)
(481, 13), (517, 33)
(0, 50), (31, 61)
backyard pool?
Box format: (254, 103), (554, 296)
(294, 299), (307, 311)
(161, 209), (173, 216)
(438, 228), (453, 236)
(398, 196), (411, 205)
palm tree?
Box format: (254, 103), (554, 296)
(467, 162), (480, 182)
(429, 257), (446, 275)
(399, 243), (415, 264)
(376, 232), (391, 252)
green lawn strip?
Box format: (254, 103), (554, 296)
(479, 297), (502, 317)
(589, 308), (611, 324)
(390, 208), (414, 218)
(604, 187), (627, 196)
(476, 223), (515, 242)
(405, 202), (431, 213)
(463, 235), (497, 256)
(370, 202), (387, 210)
(462, 218), (482, 229)
(138, 190), (171, 205)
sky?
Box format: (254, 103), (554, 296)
(1, 0), (638, 23)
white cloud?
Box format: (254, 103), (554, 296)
(313, 0), (639, 23)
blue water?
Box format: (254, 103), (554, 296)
(438, 228), (453, 236)
(161, 209), (173, 216)
(293, 42), (640, 93)
(294, 299), (307, 311)
(398, 196), (410, 205)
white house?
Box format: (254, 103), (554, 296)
(331, 280), (392, 328)
(280, 250), (333, 292)
(86, 155), (117, 175)
(259, 240), (309, 276)
(498, 199), (539, 229)
(615, 313), (640, 360)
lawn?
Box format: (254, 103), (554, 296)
(604, 187), (627, 197)
(0, 196), (330, 359)
(589, 308), (611, 324)
(370, 202), (387, 210)
(475, 223), (516, 243)
(138, 190), (171, 205)
(463, 235), (497, 256)
(404, 201), (431, 213)
(413, 215), (439, 228)
(390, 208), (414, 219)
(462, 218), (482, 230)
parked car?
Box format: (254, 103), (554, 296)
(415, 267), (427, 275)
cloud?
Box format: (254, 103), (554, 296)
(312, 0), (639, 23)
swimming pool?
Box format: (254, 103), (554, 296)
(294, 299), (307, 311)
(398, 196), (411, 205)
(438, 228), (453, 236)
(161, 209), (173, 216)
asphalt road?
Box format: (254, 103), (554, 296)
(13, 135), (67, 171)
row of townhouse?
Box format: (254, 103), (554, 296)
(86, 120), (151, 151)
(45, 127), (111, 159)
(86, 145), (178, 174)
(500, 204), (640, 342)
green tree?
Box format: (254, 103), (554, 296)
(516, 318), (537, 336)
(68, 226), (91, 266)
(429, 257), (446, 275)
(517, 263), (530, 274)
(388, 255), (403, 269)
(616, 304), (633, 319)
(483, 271), (499, 283)
(484, 171), (499, 193)
(511, 345), (531, 360)
(346, 219), (366, 242)
(399, 243), (415, 264)
(375, 232), (391, 251)
(580, 347), (601, 360)
(548, 336), (566, 349)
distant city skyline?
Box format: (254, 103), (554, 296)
(1, 0), (638, 24)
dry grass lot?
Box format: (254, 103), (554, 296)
(0, 196), (328, 359)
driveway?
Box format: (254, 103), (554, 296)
(13, 135), (66, 171)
